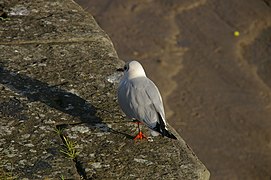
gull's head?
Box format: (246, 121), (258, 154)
(123, 61), (146, 79)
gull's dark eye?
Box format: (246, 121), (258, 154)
(124, 65), (128, 71)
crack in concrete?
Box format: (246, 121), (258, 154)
(55, 124), (88, 180)
(0, 36), (111, 45)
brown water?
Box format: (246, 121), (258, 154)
(76, 0), (271, 179)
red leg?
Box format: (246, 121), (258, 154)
(131, 119), (142, 124)
(133, 122), (147, 140)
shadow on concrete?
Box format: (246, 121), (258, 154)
(110, 128), (134, 139)
(0, 65), (136, 139)
(0, 66), (101, 127)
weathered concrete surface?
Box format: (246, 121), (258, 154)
(0, 0), (209, 179)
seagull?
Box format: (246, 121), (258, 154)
(117, 60), (177, 140)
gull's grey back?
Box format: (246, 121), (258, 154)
(118, 76), (165, 128)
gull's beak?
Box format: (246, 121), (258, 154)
(117, 68), (125, 72)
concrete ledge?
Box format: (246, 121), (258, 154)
(0, 0), (210, 179)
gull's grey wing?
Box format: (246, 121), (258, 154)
(143, 79), (176, 138)
(118, 76), (177, 139)
(144, 79), (166, 121)
(118, 77), (165, 128)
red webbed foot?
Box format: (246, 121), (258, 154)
(133, 131), (147, 140)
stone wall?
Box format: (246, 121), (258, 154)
(0, 0), (209, 179)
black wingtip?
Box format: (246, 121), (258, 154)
(163, 129), (177, 139)
(154, 113), (177, 140)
